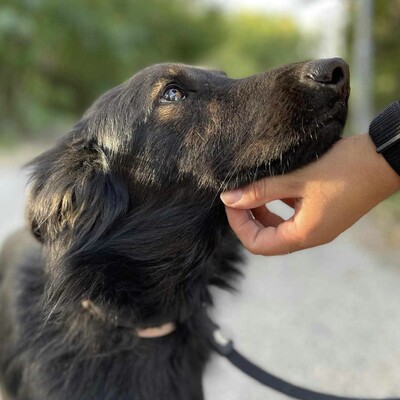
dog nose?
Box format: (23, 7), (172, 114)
(303, 58), (349, 94)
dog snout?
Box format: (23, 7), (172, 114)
(303, 58), (350, 97)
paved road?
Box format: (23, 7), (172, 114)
(1, 165), (400, 400)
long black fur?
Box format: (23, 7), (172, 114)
(0, 60), (349, 400)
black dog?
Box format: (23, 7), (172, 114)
(0, 59), (349, 400)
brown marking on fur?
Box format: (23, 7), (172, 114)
(207, 98), (220, 117)
(154, 105), (181, 122)
(150, 66), (180, 100)
(81, 299), (106, 321)
(150, 79), (168, 102)
(176, 100), (224, 180)
(207, 99), (222, 132)
(166, 66), (180, 76)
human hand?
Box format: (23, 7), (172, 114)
(221, 134), (400, 256)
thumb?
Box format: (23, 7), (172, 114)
(220, 174), (302, 209)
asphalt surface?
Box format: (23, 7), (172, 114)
(1, 164), (399, 400)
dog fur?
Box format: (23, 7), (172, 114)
(0, 60), (349, 400)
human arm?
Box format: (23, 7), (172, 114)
(220, 133), (400, 256)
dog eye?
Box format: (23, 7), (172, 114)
(161, 86), (186, 102)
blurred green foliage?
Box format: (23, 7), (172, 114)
(0, 0), (303, 143)
(204, 13), (302, 78)
(373, 0), (400, 111)
(2, 0), (399, 146)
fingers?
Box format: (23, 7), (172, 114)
(224, 206), (300, 256)
(220, 175), (302, 209)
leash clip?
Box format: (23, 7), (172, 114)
(211, 327), (234, 355)
(203, 311), (234, 356)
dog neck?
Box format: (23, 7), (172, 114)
(45, 199), (238, 330)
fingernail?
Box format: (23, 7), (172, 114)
(220, 189), (243, 204)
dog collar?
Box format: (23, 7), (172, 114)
(81, 299), (177, 338)
(136, 322), (177, 338)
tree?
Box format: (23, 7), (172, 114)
(0, 0), (303, 141)
(373, 0), (400, 112)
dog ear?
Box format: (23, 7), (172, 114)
(26, 134), (129, 249)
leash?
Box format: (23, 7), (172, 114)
(204, 315), (399, 400)
(82, 299), (397, 399)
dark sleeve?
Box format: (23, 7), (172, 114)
(369, 101), (400, 176)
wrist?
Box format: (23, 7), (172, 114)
(357, 133), (400, 199)
(369, 101), (400, 176)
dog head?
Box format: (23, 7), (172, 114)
(26, 59), (349, 322)
(28, 59), (349, 239)
(73, 59), (350, 189)
(120, 59), (349, 191)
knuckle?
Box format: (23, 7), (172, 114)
(248, 179), (267, 202)
(246, 242), (263, 255)
(284, 226), (313, 252)
(244, 229), (264, 255)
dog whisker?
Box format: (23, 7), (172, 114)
(301, 117), (306, 135)
(196, 131), (206, 141)
(210, 163), (241, 209)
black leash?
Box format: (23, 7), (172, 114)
(204, 315), (399, 400)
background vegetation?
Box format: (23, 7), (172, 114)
(373, 1), (400, 111)
(1, 0), (399, 145)
(0, 0), (303, 144)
